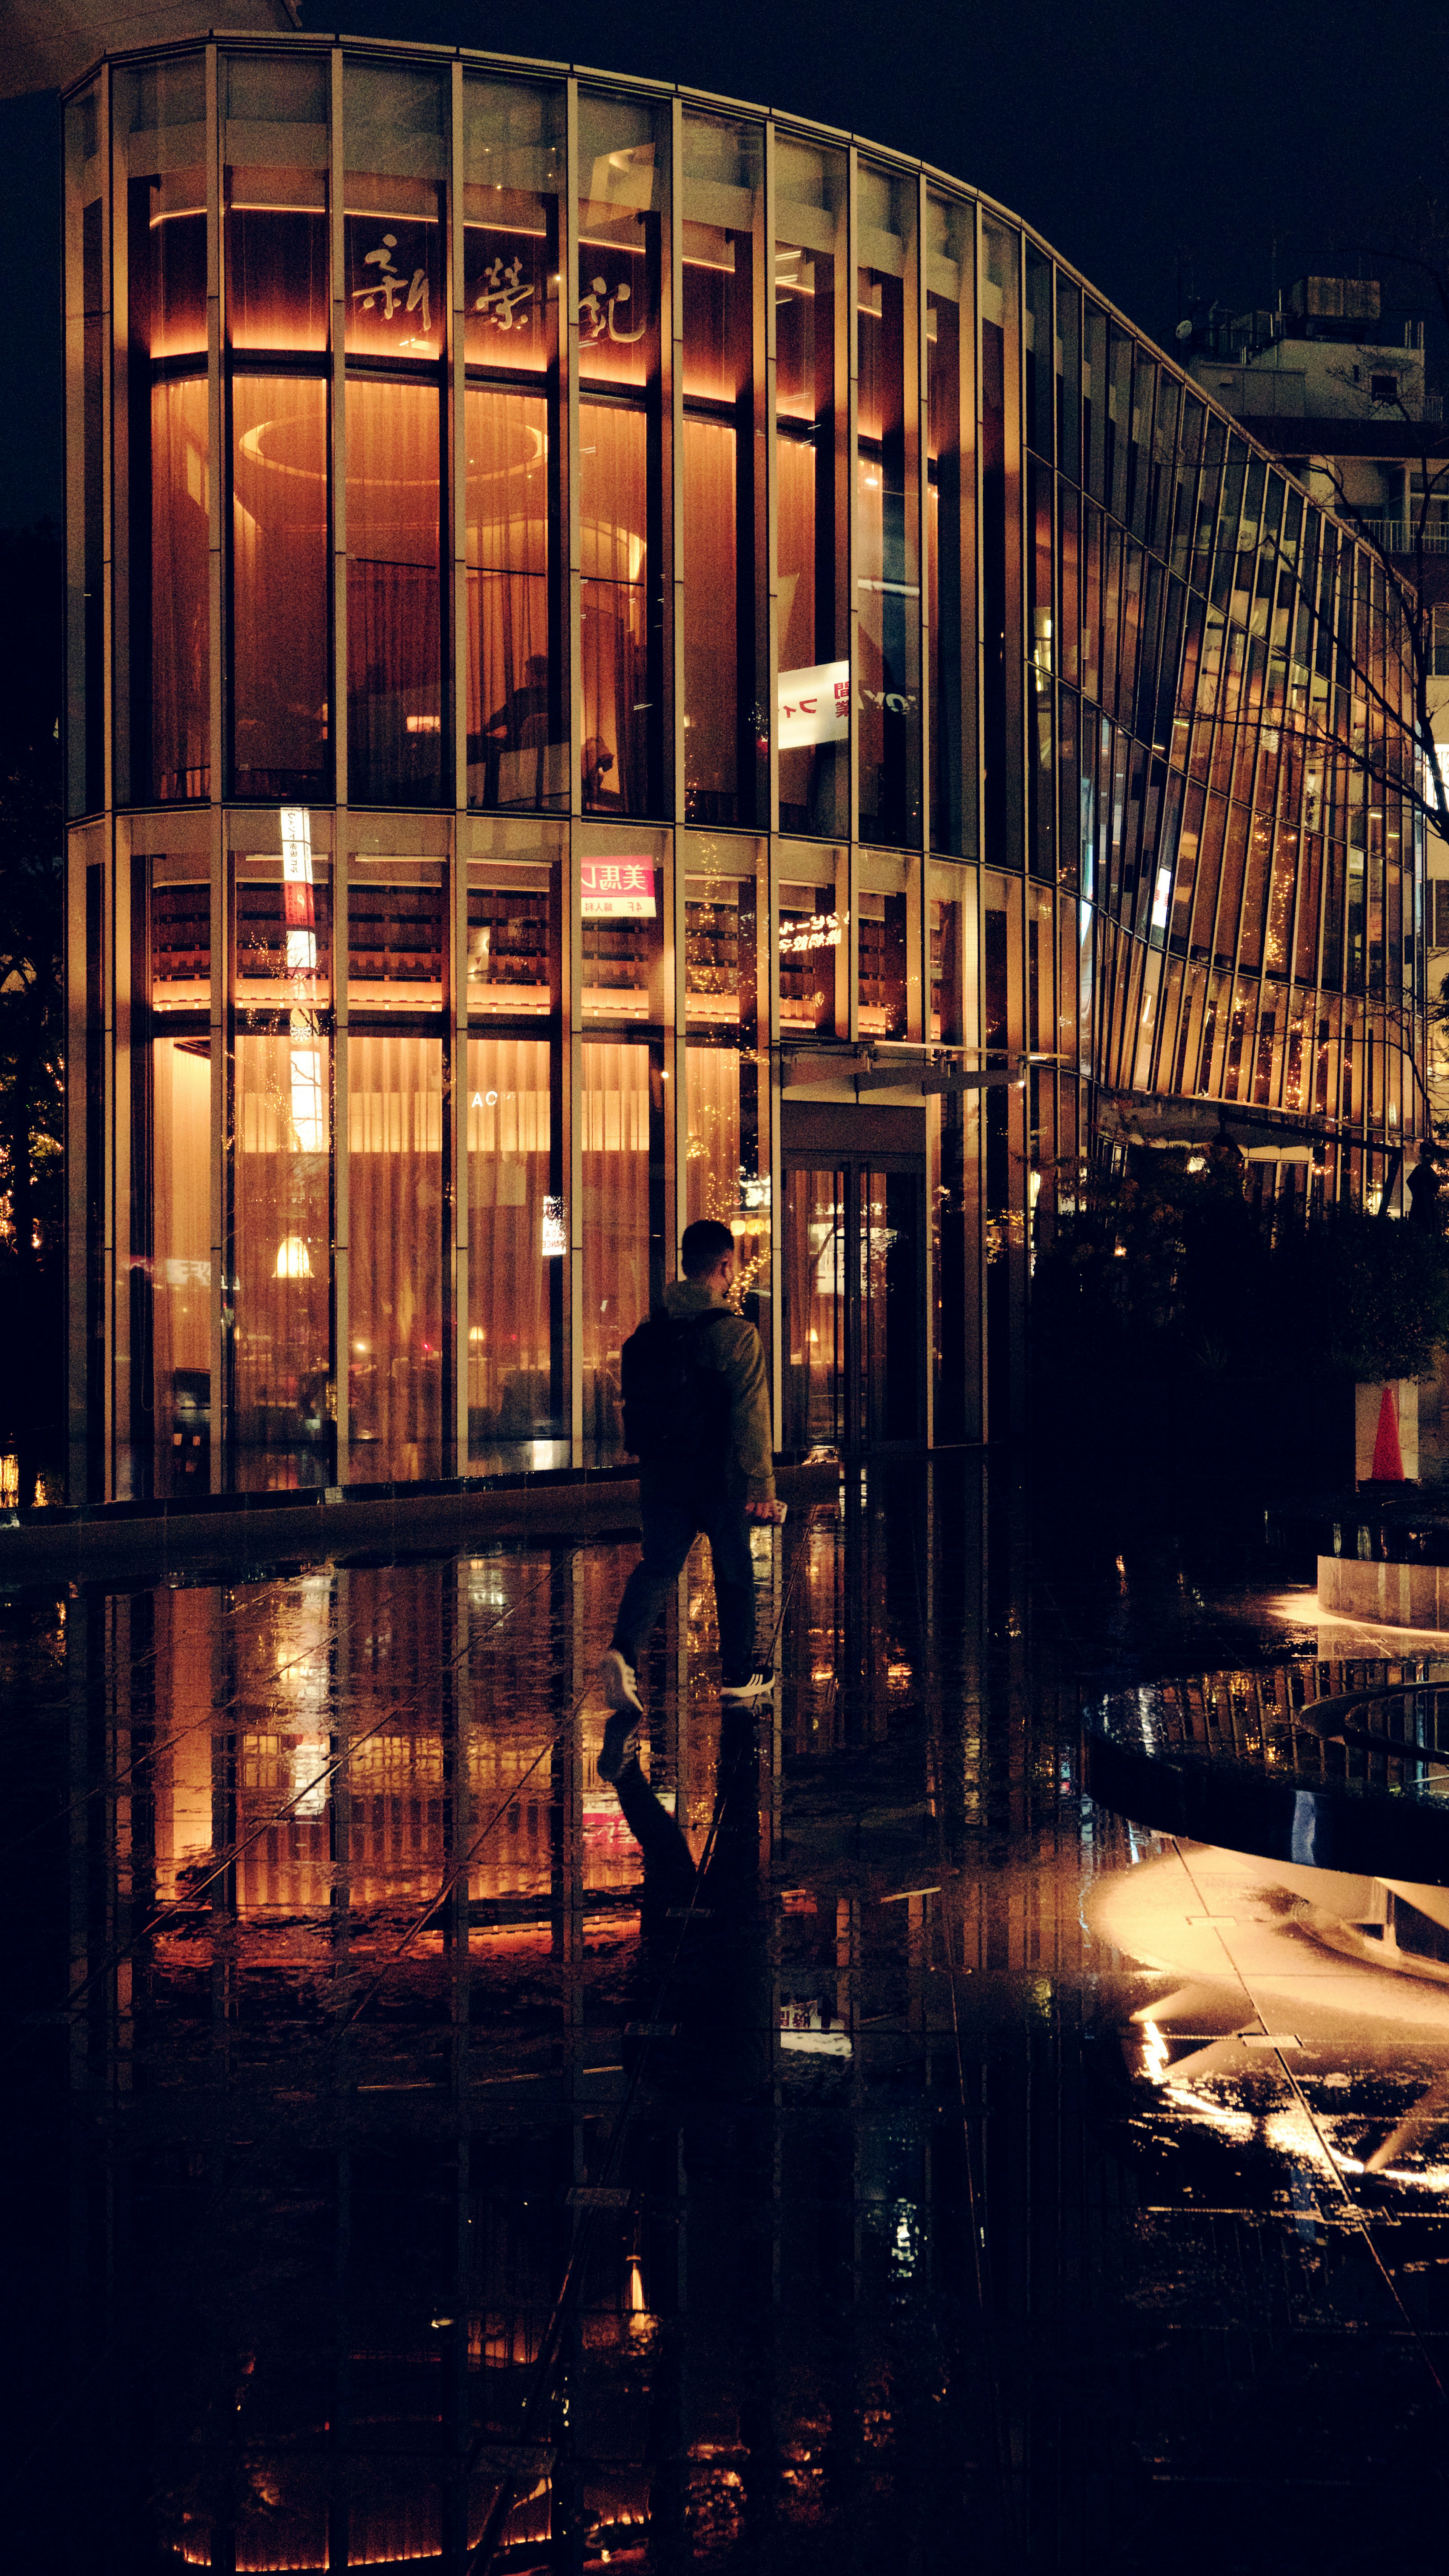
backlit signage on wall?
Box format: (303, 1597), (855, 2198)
(580, 859), (657, 919)
(778, 660), (850, 749)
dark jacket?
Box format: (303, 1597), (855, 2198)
(659, 1278), (775, 1509)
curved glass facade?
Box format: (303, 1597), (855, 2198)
(64, 35), (1427, 1501)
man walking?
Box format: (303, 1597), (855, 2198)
(597, 1218), (778, 1780)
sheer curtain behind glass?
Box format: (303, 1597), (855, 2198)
(234, 1031), (331, 1490)
(152, 1037), (210, 1494)
(580, 406), (648, 813)
(581, 1041), (651, 1458)
(348, 1033), (443, 1480)
(150, 379), (208, 799)
(231, 377), (330, 799)
(683, 420), (737, 821)
(347, 380), (443, 804)
(467, 1036), (555, 1462)
(466, 389), (552, 806)
(577, 91), (664, 814)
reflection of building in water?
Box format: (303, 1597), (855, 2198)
(66, 31), (1426, 1509)
(64, 1500), (970, 2576)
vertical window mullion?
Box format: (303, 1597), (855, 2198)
(449, 57), (468, 1475)
(329, 42), (349, 1490)
(563, 78), (583, 1459)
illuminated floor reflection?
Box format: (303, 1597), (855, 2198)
(6, 1462), (1449, 2572)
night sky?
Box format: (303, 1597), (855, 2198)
(3, 0), (1446, 532)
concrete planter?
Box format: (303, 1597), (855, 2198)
(1354, 1379), (1419, 1482)
(1317, 1554), (1449, 1629)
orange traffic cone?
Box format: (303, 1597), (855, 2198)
(1371, 1384), (1405, 1481)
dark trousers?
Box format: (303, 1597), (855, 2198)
(610, 1467), (759, 1681)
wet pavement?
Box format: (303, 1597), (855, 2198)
(6, 1459), (1449, 2573)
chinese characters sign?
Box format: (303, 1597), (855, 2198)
(778, 660), (850, 750)
(462, 232), (650, 361)
(580, 859), (656, 920)
(346, 216), (441, 356)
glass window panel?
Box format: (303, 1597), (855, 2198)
(1028, 664), (1055, 884)
(686, 1036), (741, 1216)
(231, 376), (331, 800)
(1024, 246), (1052, 460)
(577, 96), (665, 815)
(981, 220), (1018, 863)
(233, 1029), (332, 1492)
(1148, 372), (1177, 559)
(466, 386), (558, 808)
(344, 61), (445, 363)
(151, 1033), (211, 1498)
(1081, 500), (1101, 706)
(683, 113), (761, 829)
(1057, 684), (1080, 895)
(1127, 347), (1154, 539)
(463, 77), (563, 372)
(1056, 271), (1081, 487)
(347, 872), (443, 1009)
(685, 844), (766, 1309)
(857, 887), (908, 1036)
(1107, 324), (1133, 523)
(682, 112), (759, 402)
(684, 417), (740, 823)
(466, 1035), (561, 1468)
(347, 1032), (444, 1481)
(927, 191), (975, 858)
(66, 86), (105, 816)
(857, 162), (920, 850)
(151, 879), (210, 1012)
(346, 379), (443, 805)
(779, 876), (841, 1034)
(1082, 300), (1108, 504)
(1057, 482), (1079, 691)
(581, 1039), (653, 1460)
(119, 58), (207, 362)
(1170, 393), (1203, 579)
(581, 403), (652, 814)
(147, 377), (209, 799)
(580, 843), (663, 1022)
(578, 91), (663, 393)
(234, 859), (332, 1011)
(224, 51), (329, 352)
(776, 139), (847, 840)
(467, 867), (554, 1017)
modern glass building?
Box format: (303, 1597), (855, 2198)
(63, 32), (1428, 1504)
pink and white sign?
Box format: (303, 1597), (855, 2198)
(580, 859), (657, 919)
(778, 659), (850, 750)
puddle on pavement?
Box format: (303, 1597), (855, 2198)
(5, 1460), (1448, 2569)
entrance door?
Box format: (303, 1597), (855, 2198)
(783, 1163), (923, 1451)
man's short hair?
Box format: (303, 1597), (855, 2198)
(681, 1218), (735, 1279)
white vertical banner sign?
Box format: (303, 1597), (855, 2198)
(281, 807), (326, 1157)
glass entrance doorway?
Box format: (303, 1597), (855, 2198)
(783, 1162), (924, 1451)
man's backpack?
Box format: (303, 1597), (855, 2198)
(620, 1309), (733, 1466)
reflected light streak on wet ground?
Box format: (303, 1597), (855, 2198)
(5, 1458), (1449, 2573)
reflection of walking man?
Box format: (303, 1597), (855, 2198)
(598, 1219), (779, 1779)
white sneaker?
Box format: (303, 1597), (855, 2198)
(720, 1666), (774, 1701)
(598, 1647), (643, 1715)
